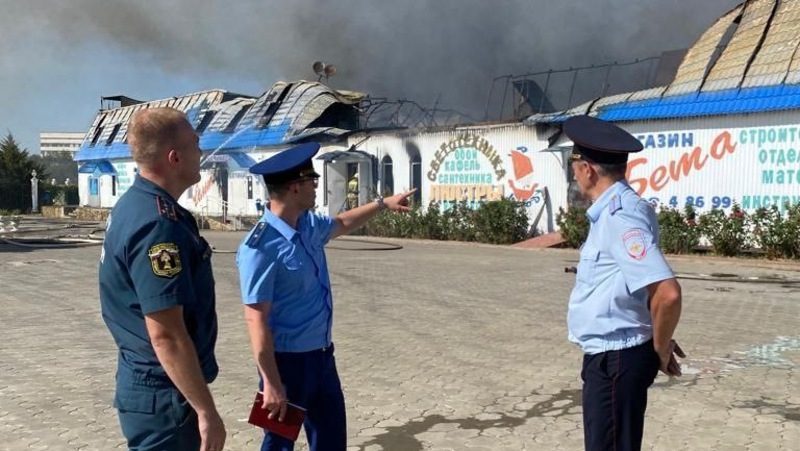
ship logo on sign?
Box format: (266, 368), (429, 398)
(507, 146), (539, 201)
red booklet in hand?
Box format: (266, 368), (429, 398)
(248, 392), (306, 442)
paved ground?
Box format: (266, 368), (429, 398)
(1, 229), (799, 450)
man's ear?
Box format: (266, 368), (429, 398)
(586, 163), (598, 180)
(167, 149), (179, 164)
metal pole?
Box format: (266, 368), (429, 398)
(499, 78), (510, 120)
(646, 57), (658, 88)
(484, 79), (497, 121)
(566, 68), (580, 109)
(539, 71), (552, 112)
(601, 64), (613, 97)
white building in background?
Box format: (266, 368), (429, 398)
(40, 132), (86, 157)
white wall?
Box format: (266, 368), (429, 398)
(613, 111), (800, 213)
(78, 173), (91, 206)
(98, 174), (117, 208)
(343, 123), (565, 234)
(228, 172), (265, 216)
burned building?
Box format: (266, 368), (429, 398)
(75, 0), (800, 234)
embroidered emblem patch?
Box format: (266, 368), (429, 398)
(148, 243), (182, 277)
(622, 229), (647, 260)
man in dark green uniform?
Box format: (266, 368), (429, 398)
(99, 107), (226, 451)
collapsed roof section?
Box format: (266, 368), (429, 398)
(528, 0), (800, 124)
(75, 81), (365, 162)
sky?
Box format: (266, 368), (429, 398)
(0, 0), (742, 153)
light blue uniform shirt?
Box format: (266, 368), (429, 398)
(567, 181), (674, 355)
(237, 209), (338, 353)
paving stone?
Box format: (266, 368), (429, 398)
(0, 234), (798, 449)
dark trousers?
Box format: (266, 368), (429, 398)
(260, 344), (346, 451)
(115, 379), (199, 451)
(581, 340), (660, 451)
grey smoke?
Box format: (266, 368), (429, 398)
(5, 0), (742, 118)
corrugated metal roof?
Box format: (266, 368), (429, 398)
(702, 0), (776, 91)
(527, 99), (596, 123)
(588, 92), (635, 117)
(526, 1), (800, 124)
(665, 4), (745, 96)
(742, 0), (800, 87)
(75, 81), (364, 162)
(626, 86), (667, 102)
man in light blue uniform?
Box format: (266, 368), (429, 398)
(236, 142), (415, 451)
(564, 115), (684, 451)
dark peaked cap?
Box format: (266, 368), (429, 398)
(563, 115), (643, 165)
(249, 142), (321, 185)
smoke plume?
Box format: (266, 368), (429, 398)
(4, 0), (742, 119)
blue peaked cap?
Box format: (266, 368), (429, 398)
(563, 115), (643, 165)
(249, 142), (321, 185)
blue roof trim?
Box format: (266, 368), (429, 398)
(75, 143), (131, 161)
(75, 121), (295, 161)
(199, 124), (291, 151)
(597, 85), (800, 122)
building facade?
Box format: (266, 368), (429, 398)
(73, 0), (800, 233)
(40, 132), (85, 157)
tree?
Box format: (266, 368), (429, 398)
(30, 153), (78, 185)
(0, 134), (48, 212)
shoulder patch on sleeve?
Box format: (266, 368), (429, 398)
(622, 229), (647, 260)
(245, 222), (268, 247)
(156, 196), (178, 221)
(149, 243), (183, 277)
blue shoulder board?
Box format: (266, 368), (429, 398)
(245, 222), (268, 247)
(608, 194), (622, 215)
(156, 196), (178, 221)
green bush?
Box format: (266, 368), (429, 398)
(556, 206), (589, 248)
(441, 201), (477, 242)
(365, 207), (406, 238)
(787, 203), (800, 258)
(415, 202), (447, 240)
(657, 205), (701, 254)
(364, 196), (800, 259)
(364, 198), (529, 244)
(472, 198), (529, 244)
(751, 203), (800, 259)
(698, 203), (749, 257)
(40, 184), (79, 206)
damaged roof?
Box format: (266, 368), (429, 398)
(528, 0), (800, 124)
(75, 81), (365, 162)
